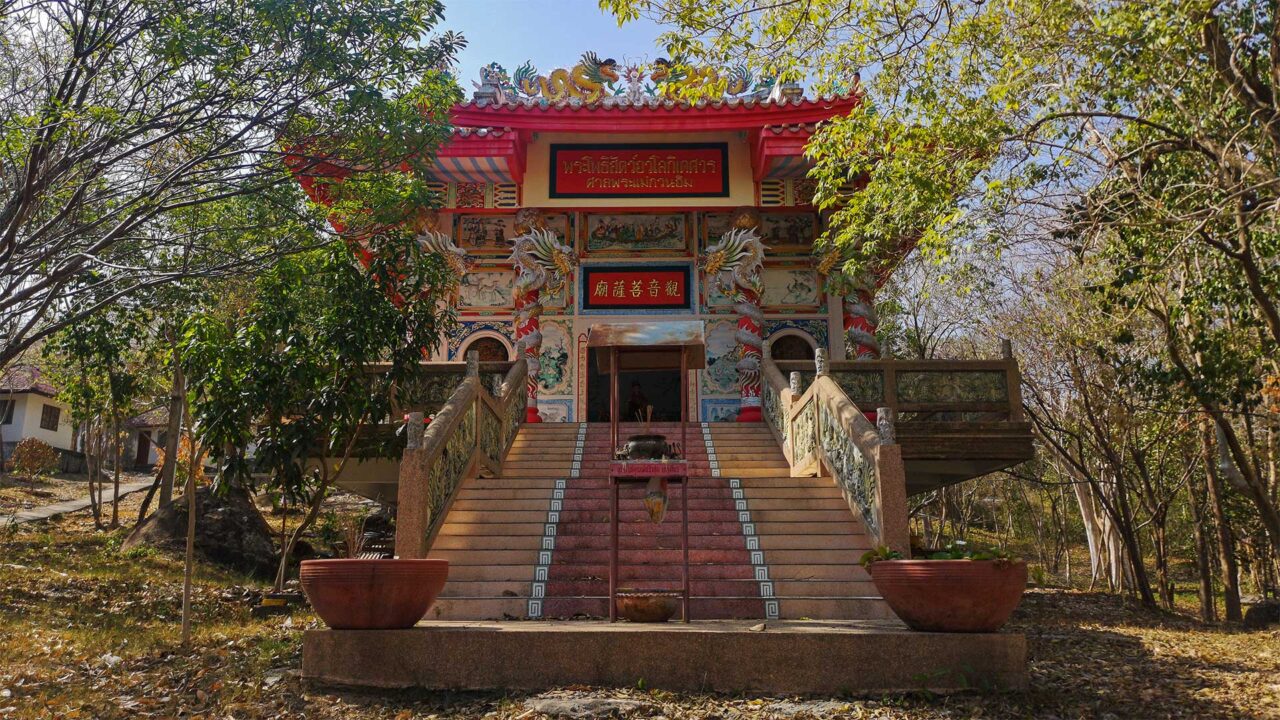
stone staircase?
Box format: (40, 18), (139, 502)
(426, 422), (891, 621)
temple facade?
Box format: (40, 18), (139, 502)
(391, 55), (880, 425)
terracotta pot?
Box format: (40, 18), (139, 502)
(868, 559), (1027, 633)
(616, 590), (680, 622)
(300, 559), (448, 629)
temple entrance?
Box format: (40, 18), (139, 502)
(585, 348), (683, 422)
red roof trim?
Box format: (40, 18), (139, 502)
(449, 96), (860, 134)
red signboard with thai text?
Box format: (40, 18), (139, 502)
(581, 265), (692, 311)
(551, 143), (729, 199)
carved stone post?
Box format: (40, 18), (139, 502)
(815, 347), (829, 376)
(405, 412), (424, 449)
(510, 208), (575, 423)
(702, 208), (767, 422)
(789, 371), (802, 396)
(876, 406), (896, 444)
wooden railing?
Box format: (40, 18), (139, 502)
(774, 343), (1023, 424)
(763, 352), (910, 554)
(394, 354), (528, 558)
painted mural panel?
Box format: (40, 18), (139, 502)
(454, 213), (571, 255)
(700, 398), (741, 423)
(537, 398), (573, 423)
(458, 265), (514, 312)
(701, 210), (819, 254)
(536, 319), (574, 396)
(760, 264), (822, 311)
(701, 319), (739, 396)
(582, 212), (690, 254)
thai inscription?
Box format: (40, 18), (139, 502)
(550, 143), (729, 198)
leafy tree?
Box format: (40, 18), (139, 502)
(604, 0), (1280, 559)
(44, 303), (155, 528)
(0, 0), (464, 366)
(181, 230), (455, 590)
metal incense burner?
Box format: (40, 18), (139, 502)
(616, 433), (684, 523)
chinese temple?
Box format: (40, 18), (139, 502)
(392, 57), (877, 425)
(299, 55), (1034, 695)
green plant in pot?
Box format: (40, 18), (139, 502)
(860, 541), (1027, 633)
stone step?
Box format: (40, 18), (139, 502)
(761, 564), (871, 581)
(776, 598), (895, 621)
(433, 533), (754, 551)
(455, 486), (842, 501)
(448, 497), (750, 513)
(438, 548), (754, 565)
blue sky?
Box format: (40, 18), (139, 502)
(442, 0), (669, 87)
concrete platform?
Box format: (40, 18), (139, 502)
(303, 619), (1026, 694)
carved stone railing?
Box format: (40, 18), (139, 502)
(762, 351), (910, 555)
(394, 353), (528, 558)
(774, 341), (1024, 424)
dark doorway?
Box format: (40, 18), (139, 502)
(134, 431), (152, 467)
(586, 349), (682, 422)
(771, 334), (816, 361)
(465, 337), (511, 362)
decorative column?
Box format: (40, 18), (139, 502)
(702, 208), (767, 423)
(510, 208), (575, 423)
(817, 248), (880, 360)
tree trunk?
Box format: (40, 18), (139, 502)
(1072, 479), (1105, 589)
(1202, 422), (1243, 621)
(159, 364), (185, 506)
(1189, 469), (1218, 622)
(111, 420), (121, 528)
(273, 429), (364, 591)
(180, 436), (199, 647)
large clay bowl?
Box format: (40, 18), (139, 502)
(616, 590), (680, 622)
(868, 560), (1027, 633)
(300, 559), (448, 629)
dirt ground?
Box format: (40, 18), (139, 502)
(1, 492), (1278, 719)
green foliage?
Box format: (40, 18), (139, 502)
(925, 540), (1014, 562)
(180, 229), (456, 504)
(11, 438), (60, 476)
(43, 304), (156, 427)
(858, 545), (903, 567)
(1, 0), (465, 364)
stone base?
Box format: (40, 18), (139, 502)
(302, 619), (1026, 694)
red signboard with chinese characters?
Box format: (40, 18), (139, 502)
(581, 265), (692, 311)
(550, 143), (729, 198)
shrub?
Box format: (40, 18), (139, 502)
(154, 434), (207, 487)
(11, 437), (60, 476)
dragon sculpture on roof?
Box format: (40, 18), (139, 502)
(513, 52), (620, 103)
(474, 54), (775, 104)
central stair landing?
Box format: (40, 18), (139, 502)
(428, 422), (890, 621)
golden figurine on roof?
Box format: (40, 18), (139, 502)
(475, 53), (776, 104)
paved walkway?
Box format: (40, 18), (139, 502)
(2, 480), (154, 526)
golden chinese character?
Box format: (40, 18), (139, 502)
(648, 279), (660, 297)
(612, 280), (625, 298)
(664, 280), (679, 297)
(594, 280), (608, 297)
(630, 280), (642, 298)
